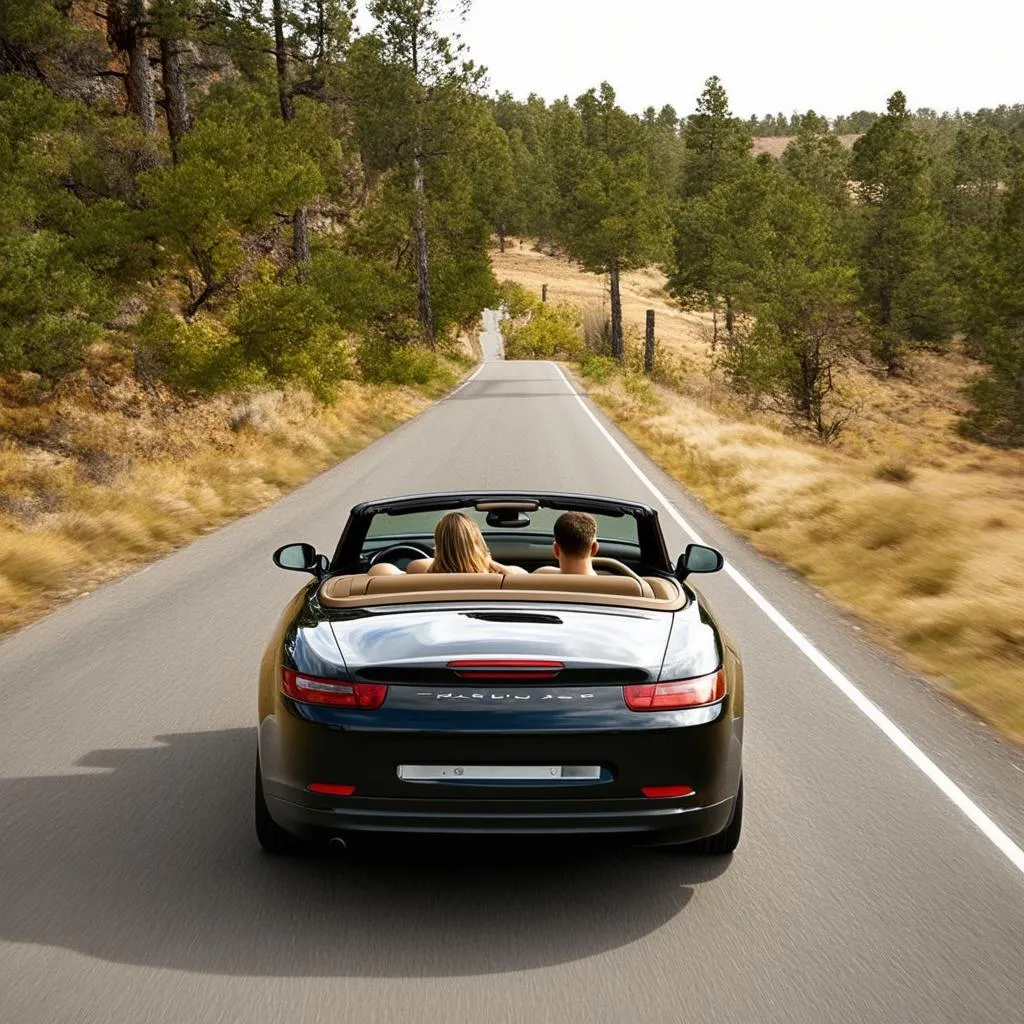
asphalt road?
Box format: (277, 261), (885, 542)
(1, 311), (1022, 1024)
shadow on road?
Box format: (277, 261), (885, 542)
(449, 391), (579, 401)
(0, 728), (731, 977)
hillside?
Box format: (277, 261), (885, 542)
(751, 133), (861, 158)
(493, 242), (1024, 742)
(0, 345), (475, 633)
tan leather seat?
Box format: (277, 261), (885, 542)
(532, 567), (675, 600)
(644, 577), (678, 600)
(366, 572), (503, 594)
(318, 570), (682, 610)
(503, 573), (653, 599)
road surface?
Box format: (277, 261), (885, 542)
(1, 320), (1022, 1024)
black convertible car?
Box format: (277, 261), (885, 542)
(256, 492), (744, 855)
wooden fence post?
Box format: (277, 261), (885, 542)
(644, 309), (655, 374)
(542, 284), (548, 303)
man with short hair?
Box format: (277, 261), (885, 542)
(552, 511), (599, 575)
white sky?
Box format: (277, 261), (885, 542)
(362, 0), (1024, 120)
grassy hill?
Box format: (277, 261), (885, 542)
(494, 241), (1024, 744)
(751, 133), (861, 158)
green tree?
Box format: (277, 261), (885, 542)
(722, 171), (859, 441)
(781, 110), (851, 211)
(681, 75), (751, 199)
(141, 87), (322, 315)
(670, 77), (752, 341)
(557, 84), (671, 361)
(851, 91), (956, 372)
(959, 156), (1024, 446)
(357, 0), (484, 347)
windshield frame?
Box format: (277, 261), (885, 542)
(330, 491), (672, 573)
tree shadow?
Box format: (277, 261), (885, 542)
(0, 728), (730, 977)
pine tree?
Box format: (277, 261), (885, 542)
(851, 91), (955, 372)
(671, 76), (751, 342)
(362, 0), (483, 347)
(556, 84), (671, 362)
(721, 168), (859, 441)
(781, 110), (851, 211)
(681, 75), (751, 199)
(960, 156), (1024, 446)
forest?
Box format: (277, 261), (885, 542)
(1, 0), (1023, 447)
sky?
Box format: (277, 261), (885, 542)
(371, 0), (1024, 120)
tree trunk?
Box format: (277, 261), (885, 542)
(644, 309), (656, 374)
(109, 1), (156, 133)
(159, 36), (191, 163)
(413, 151), (436, 347)
(609, 259), (624, 362)
(271, 0), (293, 122)
(271, 0), (310, 269)
(409, 25), (435, 347)
(725, 294), (735, 340)
(293, 207), (311, 269)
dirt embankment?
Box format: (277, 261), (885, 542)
(0, 346), (468, 634)
(493, 242), (1024, 744)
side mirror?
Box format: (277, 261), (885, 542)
(273, 542), (322, 576)
(675, 543), (724, 580)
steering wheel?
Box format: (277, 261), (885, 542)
(592, 557), (646, 587)
(369, 543), (432, 569)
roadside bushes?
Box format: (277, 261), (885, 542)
(580, 354), (618, 383)
(500, 283), (583, 360)
(356, 334), (455, 388)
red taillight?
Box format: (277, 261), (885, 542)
(623, 669), (725, 711)
(307, 783), (356, 796)
(281, 668), (387, 709)
(642, 785), (695, 798)
(448, 659), (564, 680)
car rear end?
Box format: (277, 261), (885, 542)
(257, 602), (743, 848)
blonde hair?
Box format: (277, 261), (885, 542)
(430, 512), (494, 574)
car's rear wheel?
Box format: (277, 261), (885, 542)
(685, 780), (743, 855)
(255, 755), (302, 855)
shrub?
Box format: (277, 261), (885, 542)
(231, 280), (352, 401)
(356, 335), (454, 388)
(874, 461), (915, 483)
(498, 281), (536, 320)
(0, 233), (106, 381)
(503, 303), (583, 360)
(135, 306), (263, 394)
(580, 354), (618, 384)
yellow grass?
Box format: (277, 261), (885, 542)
(494, 242), (1024, 744)
(0, 346), (460, 634)
(750, 133), (861, 159)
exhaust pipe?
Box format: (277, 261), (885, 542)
(329, 837), (348, 851)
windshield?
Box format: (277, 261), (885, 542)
(365, 507), (640, 546)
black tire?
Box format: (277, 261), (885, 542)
(255, 756), (301, 855)
(688, 780), (743, 855)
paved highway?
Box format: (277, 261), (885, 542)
(1, 313), (1022, 1023)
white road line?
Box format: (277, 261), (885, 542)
(549, 361), (1024, 876)
(447, 362), (485, 398)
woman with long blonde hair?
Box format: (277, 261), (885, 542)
(413, 512), (524, 575)
(369, 511), (525, 576)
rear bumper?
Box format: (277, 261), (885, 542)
(264, 789), (737, 846)
(258, 689), (743, 847)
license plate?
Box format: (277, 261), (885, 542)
(397, 764), (602, 781)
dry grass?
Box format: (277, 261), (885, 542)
(494, 242), (1024, 744)
(751, 134), (862, 159)
(0, 344), (457, 634)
